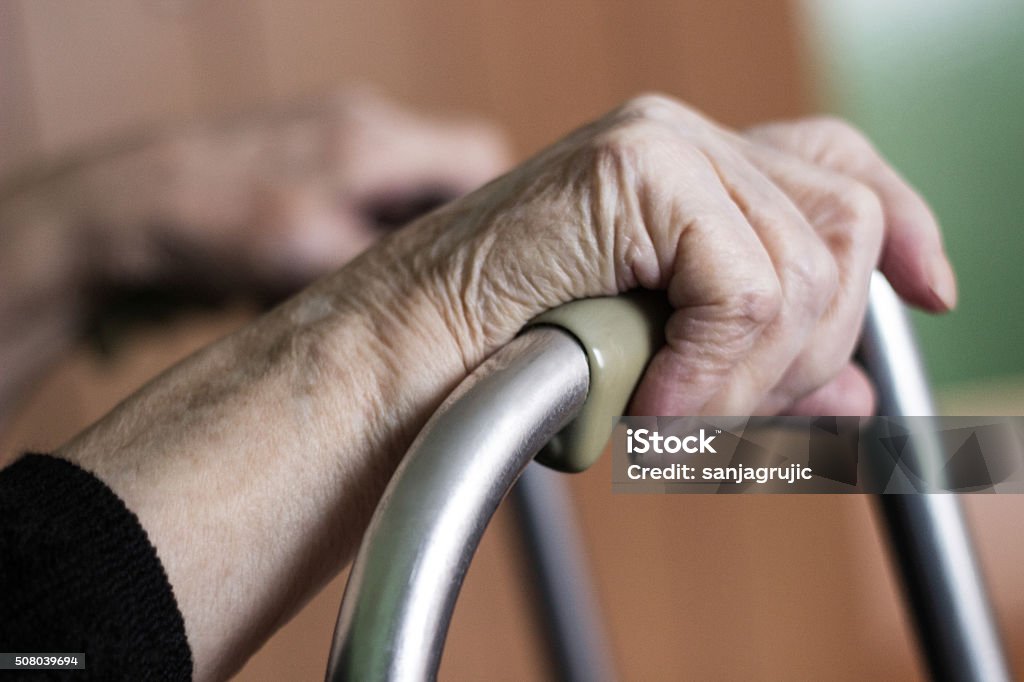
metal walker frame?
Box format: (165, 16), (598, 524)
(326, 273), (1011, 682)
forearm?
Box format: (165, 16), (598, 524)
(55, 220), (468, 680)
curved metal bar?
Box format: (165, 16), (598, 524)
(326, 327), (590, 682)
(328, 274), (1011, 682)
(861, 272), (1011, 682)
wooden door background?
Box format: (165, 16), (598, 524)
(2, 1), (1023, 679)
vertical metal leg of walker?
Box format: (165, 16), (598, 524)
(510, 463), (616, 682)
(861, 272), (1010, 682)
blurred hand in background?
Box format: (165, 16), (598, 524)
(0, 88), (511, 425)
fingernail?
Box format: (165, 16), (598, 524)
(927, 254), (958, 310)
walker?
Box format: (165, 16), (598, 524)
(325, 272), (1011, 682)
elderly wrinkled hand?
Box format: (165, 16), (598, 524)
(355, 93), (954, 418)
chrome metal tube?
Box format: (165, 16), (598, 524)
(861, 272), (1011, 682)
(326, 327), (590, 682)
(511, 463), (617, 682)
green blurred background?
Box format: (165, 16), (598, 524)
(804, 0), (1024, 387)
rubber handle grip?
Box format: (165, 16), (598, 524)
(526, 291), (670, 472)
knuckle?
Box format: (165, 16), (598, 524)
(810, 249), (841, 304)
(808, 115), (867, 144)
(589, 94), (710, 183)
(592, 119), (657, 153)
(615, 93), (686, 123)
(803, 116), (877, 161)
(840, 180), (884, 227)
(721, 277), (784, 330)
(587, 124), (653, 175)
(786, 244), (839, 313)
(587, 116), (682, 175)
(828, 179), (885, 255)
(746, 205), (840, 312)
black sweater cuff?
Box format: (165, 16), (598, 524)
(0, 454), (192, 680)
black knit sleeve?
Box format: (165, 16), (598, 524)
(0, 454), (192, 681)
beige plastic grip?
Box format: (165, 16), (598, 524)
(525, 291), (671, 472)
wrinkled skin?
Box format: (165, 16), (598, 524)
(370, 94), (954, 417)
(45, 93), (955, 680)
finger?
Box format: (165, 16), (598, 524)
(740, 141), (884, 412)
(331, 94), (513, 203)
(360, 187), (463, 232)
(746, 118), (956, 312)
(629, 151), (782, 416)
(245, 182), (380, 291)
(692, 140), (840, 414)
(780, 362), (876, 416)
